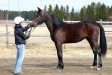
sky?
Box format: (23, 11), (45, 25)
(0, 0), (112, 11)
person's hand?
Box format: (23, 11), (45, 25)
(26, 34), (31, 39)
(27, 23), (34, 27)
(30, 24), (34, 27)
(27, 23), (31, 28)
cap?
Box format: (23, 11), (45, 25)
(14, 16), (24, 24)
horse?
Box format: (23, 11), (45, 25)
(31, 7), (107, 71)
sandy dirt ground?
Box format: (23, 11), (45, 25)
(0, 44), (112, 75)
(0, 22), (112, 75)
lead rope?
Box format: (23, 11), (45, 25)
(25, 26), (37, 42)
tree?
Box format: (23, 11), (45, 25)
(54, 4), (60, 19)
(109, 6), (112, 16)
(95, 2), (108, 21)
(100, 4), (108, 20)
(44, 5), (47, 11)
(60, 5), (65, 20)
(70, 7), (75, 21)
(96, 2), (102, 20)
(0, 3), (111, 21)
(86, 2), (96, 20)
(108, 6), (112, 20)
(74, 12), (80, 21)
(0, 10), (3, 20)
(80, 6), (87, 20)
(48, 4), (53, 14)
(65, 5), (69, 20)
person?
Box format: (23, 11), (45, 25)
(13, 16), (32, 75)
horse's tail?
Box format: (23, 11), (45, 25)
(98, 23), (107, 56)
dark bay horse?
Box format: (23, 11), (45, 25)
(31, 7), (107, 71)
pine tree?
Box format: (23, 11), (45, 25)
(54, 4), (60, 19)
(44, 5), (47, 11)
(108, 6), (112, 20)
(48, 4), (53, 14)
(74, 12), (80, 21)
(70, 7), (75, 21)
(80, 6), (87, 20)
(86, 2), (96, 20)
(65, 5), (69, 20)
(60, 5), (65, 20)
(96, 2), (102, 20)
(0, 3), (111, 21)
(100, 4), (108, 20)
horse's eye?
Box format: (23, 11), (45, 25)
(36, 15), (39, 17)
(37, 15), (40, 17)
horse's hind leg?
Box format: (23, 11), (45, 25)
(87, 38), (102, 70)
(91, 48), (102, 71)
(87, 39), (97, 68)
(97, 49), (102, 70)
(91, 49), (97, 68)
(55, 41), (64, 71)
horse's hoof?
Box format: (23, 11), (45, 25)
(57, 66), (63, 72)
(96, 68), (101, 71)
(90, 66), (96, 69)
(57, 68), (62, 72)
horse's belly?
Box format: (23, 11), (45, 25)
(65, 35), (86, 43)
(65, 39), (84, 43)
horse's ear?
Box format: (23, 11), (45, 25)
(37, 7), (42, 12)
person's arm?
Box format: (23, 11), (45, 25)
(18, 28), (30, 40)
(22, 24), (31, 31)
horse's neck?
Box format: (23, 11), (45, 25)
(45, 21), (53, 33)
(45, 15), (54, 34)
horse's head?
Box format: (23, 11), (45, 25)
(31, 7), (46, 27)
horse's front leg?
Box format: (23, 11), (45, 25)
(55, 41), (64, 70)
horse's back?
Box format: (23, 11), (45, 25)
(63, 21), (100, 43)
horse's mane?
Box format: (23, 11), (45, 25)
(50, 14), (64, 27)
